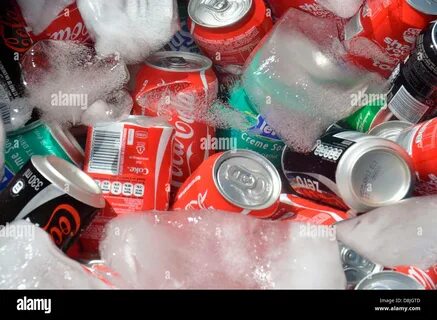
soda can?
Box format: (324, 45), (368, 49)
(132, 51), (218, 194)
(368, 120), (412, 141)
(282, 128), (415, 212)
(164, 0), (200, 53)
(80, 259), (123, 288)
(216, 86), (285, 168)
(344, 0), (437, 78)
(83, 116), (175, 213)
(386, 21), (437, 124)
(370, 117), (437, 196)
(338, 242), (384, 289)
(270, 193), (351, 224)
(0, 155), (105, 251)
(392, 265), (437, 290)
(1, 120), (85, 191)
(171, 150), (282, 218)
(266, 0), (336, 19)
(355, 271), (425, 290)
(187, 0), (273, 76)
(338, 100), (394, 133)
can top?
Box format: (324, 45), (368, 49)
(355, 271), (424, 290)
(32, 155), (105, 208)
(145, 51), (212, 73)
(188, 0), (253, 28)
(214, 150), (281, 210)
(368, 121), (412, 142)
(407, 0), (437, 15)
(336, 136), (414, 212)
(339, 242), (383, 287)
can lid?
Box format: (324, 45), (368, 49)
(336, 137), (414, 212)
(47, 122), (85, 167)
(407, 0), (437, 15)
(214, 150), (281, 210)
(355, 271), (424, 290)
(368, 121), (412, 142)
(188, 0), (252, 28)
(340, 243), (378, 271)
(145, 51), (212, 73)
(31, 156), (105, 208)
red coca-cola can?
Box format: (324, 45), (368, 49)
(171, 150), (282, 218)
(266, 0), (336, 19)
(80, 116), (174, 255)
(392, 265), (437, 290)
(83, 116), (175, 213)
(370, 118), (437, 195)
(2, 0), (91, 50)
(271, 193), (351, 224)
(343, 0), (437, 78)
(187, 0), (273, 77)
(29, 2), (91, 43)
(132, 51), (218, 195)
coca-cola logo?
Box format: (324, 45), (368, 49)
(128, 167), (149, 175)
(49, 22), (89, 41)
(43, 204), (81, 246)
(407, 266), (435, 289)
(0, 2), (33, 52)
(184, 190), (214, 210)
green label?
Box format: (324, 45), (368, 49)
(341, 101), (385, 133)
(5, 121), (73, 173)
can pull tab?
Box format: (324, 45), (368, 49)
(226, 165), (267, 198)
(165, 56), (188, 68)
(206, 0), (230, 12)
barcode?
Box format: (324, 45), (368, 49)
(388, 86), (429, 123)
(344, 10), (363, 41)
(0, 102), (11, 124)
(88, 129), (122, 175)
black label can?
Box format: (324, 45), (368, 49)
(0, 155), (105, 251)
(387, 21), (437, 124)
(281, 129), (415, 213)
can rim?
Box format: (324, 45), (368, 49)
(31, 155), (105, 208)
(368, 120), (412, 141)
(355, 271), (425, 290)
(188, 0), (253, 29)
(144, 51), (212, 73)
(336, 137), (414, 212)
(407, 0), (437, 16)
(213, 150), (282, 210)
(47, 122), (85, 167)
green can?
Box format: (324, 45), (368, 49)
(1, 120), (84, 190)
(216, 87), (285, 168)
(338, 100), (393, 133)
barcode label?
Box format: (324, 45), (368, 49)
(389, 86), (429, 123)
(88, 128), (122, 175)
(344, 10), (363, 41)
(0, 102), (11, 124)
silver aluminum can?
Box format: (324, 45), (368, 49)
(282, 129), (415, 213)
(339, 242), (384, 289)
(214, 150), (282, 210)
(368, 120), (412, 142)
(145, 51), (212, 72)
(355, 271), (425, 290)
(188, 0), (253, 28)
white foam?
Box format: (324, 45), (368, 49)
(77, 0), (179, 64)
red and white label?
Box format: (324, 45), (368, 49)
(393, 265), (437, 290)
(84, 121), (174, 213)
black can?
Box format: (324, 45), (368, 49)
(0, 155), (105, 251)
(281, 129), (414, 213)
(387, 21), (437, 124)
